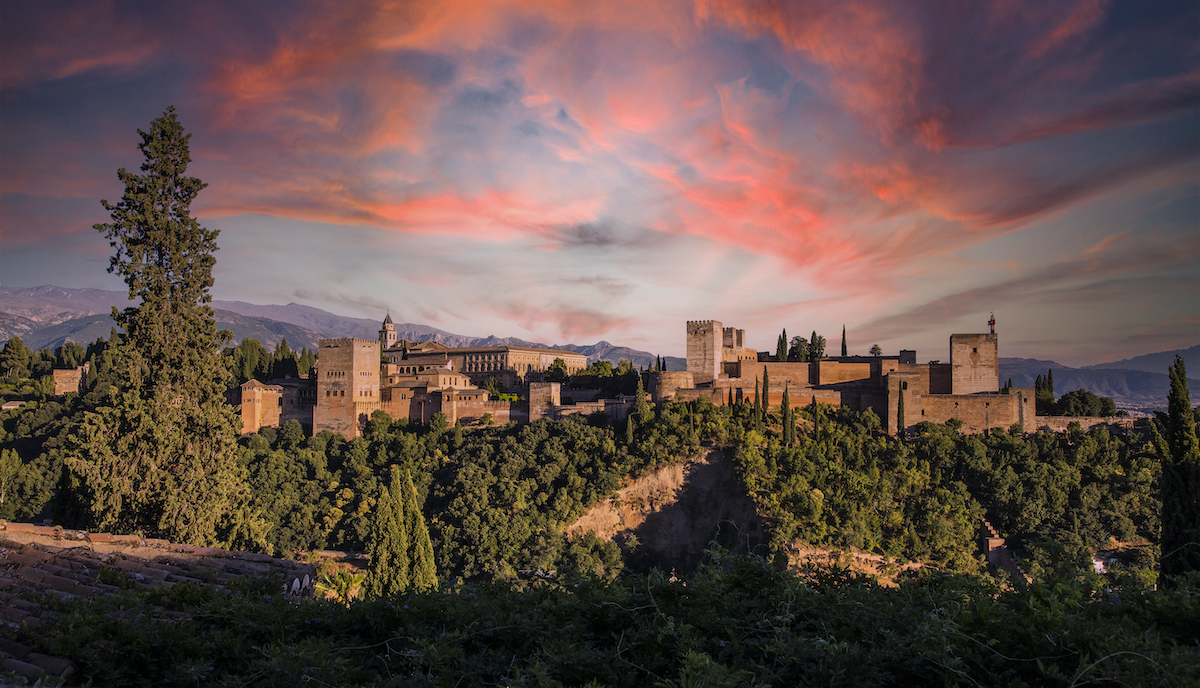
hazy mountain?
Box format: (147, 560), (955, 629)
(1081, 345), (1200, 376)
(15, 310), (326, 352)
(1000, 357), (1200, 410)
(1, 286), (680, 368)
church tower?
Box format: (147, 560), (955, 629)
(379, 312), (397, 350)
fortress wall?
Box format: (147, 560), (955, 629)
(646, 371), (695, 403)
(929, 363), (953, 394)
(950, 334), (998, 394)
(735, 361), (814, 387)
(914, 393), (1024, 434)
(450, 397), (515, 425)
(815, 361), (873, 386)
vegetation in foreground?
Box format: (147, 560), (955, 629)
(17, 553), (1199, 687)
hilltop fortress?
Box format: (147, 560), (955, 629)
(242, 315), (1042, 439)
(651, 317), (1035, 436)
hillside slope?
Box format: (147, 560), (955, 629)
(568, 448), (761, 572)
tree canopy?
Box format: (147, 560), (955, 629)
(63, 107), (243, 543)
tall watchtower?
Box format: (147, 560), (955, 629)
(686, 320), (723, 385)
(314, 338), (382, 438)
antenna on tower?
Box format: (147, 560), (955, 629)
(988, 312), (995, 334)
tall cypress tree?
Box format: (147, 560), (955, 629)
(841, 325), (847, 358)
(781, 384), (792, 446)
(402, 470), (437, 591)
(762, 366), (771, 417)
(1162, 355), (1200, 578)
(65, 107), (242, 544)
(776, 330), (788, 362)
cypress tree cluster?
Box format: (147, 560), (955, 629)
(366, 466), (437, 597)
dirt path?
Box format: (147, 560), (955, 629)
(567, 447), (763, 572)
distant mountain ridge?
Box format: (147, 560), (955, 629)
(0, 285), (684, 370)
(1081, 345), (1200, 376)
(1000, 357), (1199, 410)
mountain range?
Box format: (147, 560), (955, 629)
(0, 285), (685, 371)
(3, 285), (1195, 408)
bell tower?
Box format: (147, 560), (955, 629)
(379, 312), (397, 349)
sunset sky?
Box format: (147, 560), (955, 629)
(1, 1), (1197, 366)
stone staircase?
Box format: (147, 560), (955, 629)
(981, 518), (1031, 589)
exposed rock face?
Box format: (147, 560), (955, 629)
(568, 448), (763, 573)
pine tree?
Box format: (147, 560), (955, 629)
(65, 107), (243, 544)
(841, 325), (847, 358)
(625, 415), (635, 445)
(1162, 355), (1200, 578)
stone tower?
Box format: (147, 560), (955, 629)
(949, 331), (999, 394)
(379, 312), (397, 349)
(313, 338), (381, 438)
(686, 320), (723, 385)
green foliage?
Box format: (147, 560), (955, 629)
(28, 556), (1200, 687)
(62, 107), (243, 544)
(841, 324), (847, 358)
(1162, 355), (1200, 578)
(1, 337), (30, 379)
(776, 329), (787, 362)
(869, 344), (882, 357)
(733, 406), (1161, 572)
(546, 357), (569, 382)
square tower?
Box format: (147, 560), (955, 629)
(949, 333), (998, 394)
(314, 338), (382, 438)
(687, 320), (723, 385)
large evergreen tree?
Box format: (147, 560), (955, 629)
(841, 325), (847, 358)
(1161, 355), (1200, 578)
(776, 330), (788, 362)
(64, 107), (243, 544)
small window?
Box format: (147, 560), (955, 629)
(973, 347), (978, 353)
